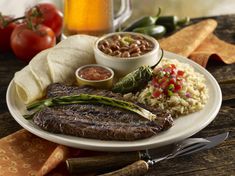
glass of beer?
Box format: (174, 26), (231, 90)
(63, 0), (132, 36)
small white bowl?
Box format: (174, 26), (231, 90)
(94, 32), (162, 77)
(75, 64), (114, 89)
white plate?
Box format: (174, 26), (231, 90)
(6, 51), (222, 152)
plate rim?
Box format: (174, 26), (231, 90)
(6, 51), (222, 151)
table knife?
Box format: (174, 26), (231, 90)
(66, 132), (229, 175)
(98, 132), (229, 176)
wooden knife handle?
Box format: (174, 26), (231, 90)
(66, 152), (141, 174)
(98, 160), (149, 176)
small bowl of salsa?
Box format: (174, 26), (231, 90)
(75, 64), (114, 89)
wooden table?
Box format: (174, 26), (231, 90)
(0, 15), (234, 175)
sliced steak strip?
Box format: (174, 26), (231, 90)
(33, 83), (173, 141)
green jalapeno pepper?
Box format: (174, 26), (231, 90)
(155, 16), (190, 32)
(133, 25), (166, 39)
(112, 65), (153, 94)
(177, 17), (190, 26)
(155, 16), (178, 32)
(112, 49), (164, 94)
(123, 8), (161, 32)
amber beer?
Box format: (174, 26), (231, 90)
(63, 0), (114, 36)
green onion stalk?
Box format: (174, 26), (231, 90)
(25, 94), (157, 122)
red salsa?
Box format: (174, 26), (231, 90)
(78, 66), (112, 81)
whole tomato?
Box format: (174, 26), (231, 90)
(26, 3), (63, 38)
(0, 15), (17, 52)
(11, 23), (56, 62)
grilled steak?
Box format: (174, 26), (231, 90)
(33, 83), (173, 141)
(46, 83), (126, 100)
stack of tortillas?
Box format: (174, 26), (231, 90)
(14, 35), (97, 104)
(160, 19), (235, 67)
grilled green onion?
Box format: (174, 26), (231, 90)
(26, 94), (157, 121)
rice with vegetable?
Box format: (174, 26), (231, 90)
(124, 58), (209, 117)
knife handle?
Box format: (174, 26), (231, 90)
(98, 160), (149, 176)
(66, 152), (141, 174)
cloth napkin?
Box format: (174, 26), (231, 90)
(1, 19), (235, 176)
(0, 129), (96, 176)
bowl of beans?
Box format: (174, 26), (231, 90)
(94, 32), (161, 77)
(75, 64), (114, 89)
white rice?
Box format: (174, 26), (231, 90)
(124, 58), (209, 117)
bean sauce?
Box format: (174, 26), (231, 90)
(98, 34), (155, 58)
(79, 66), (112, 81)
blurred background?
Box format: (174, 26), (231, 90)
(0, 0), (235, 19)
(126, 0), (235, 21)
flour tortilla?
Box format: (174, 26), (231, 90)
(14, 66), (43, 104)
(190, 34), (235, 66)
(49, 35), (98, 83)
(29, 49), (52, 90)
(159, 19), (217, 57)
(14, 35), (97, 104)
(56, 34), (98, 56)
(47, 47), (96, 84)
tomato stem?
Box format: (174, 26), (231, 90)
(0, 13), (9, 27)
(25, 6), (43, 31)
(1, 5), (43, 30)
(26, 17), (38, 31)
(0, 14), (25, 28)
(30, 6), (43, 18)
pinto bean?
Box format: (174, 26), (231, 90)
(131, 53), (141, 57)
(130, 43), (138, 48)
(98, 44), (106, 52)
(133, 35), (144, 40)
(101, 40), (110, 47)
(120, 46), (129, 51)
(104, 48), (112, 54)
(144, 41), (150, 47)
(122, 51), (130, 57)
(112, 34), (121, 41)
(113, 50), (122, 57)
(129, 47), (140, 54)
(140, 45), (146, 51)
(133, 40), (141, 45)
(110, 43), (120, 51)
(114, 41), (121, 47)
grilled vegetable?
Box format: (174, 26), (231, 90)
(112, 49), (164, 94)
(123, 8), (161, 32)
(112, 65), (153, 93)
(25, 94), (157, 121)
(133, 25), (166, 39)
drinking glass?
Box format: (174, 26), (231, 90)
(63, 0), (132, 36)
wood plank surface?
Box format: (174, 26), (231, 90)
(0, 15), (234, 176)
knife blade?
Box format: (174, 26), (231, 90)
(66, 132), (229, 175)
(168, 132), (229, 158)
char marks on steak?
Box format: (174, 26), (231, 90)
(33, 83), (173, 141)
